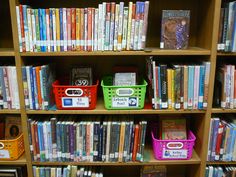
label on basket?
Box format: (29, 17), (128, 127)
(112, 97), (138, 108)
(62, 97), (89, 108)
(162, 148), (188, 159)
(0, 150), (10, 159)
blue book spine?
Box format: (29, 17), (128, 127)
(49, 9), (54, 52)
(61, 122), (65, 162)
(30, 67), (36, 109)
(158, 66), (162, 109)
(42, 9), (47, 52)
(211, 118), (220, 161)
(23, 5), (29, 51)
(198, 65), (205, 109)
(226, 124), (233, 161)
(229, 123), (236, 161)
(47, 122), (52, 161)
(69, 123), (74, 161)
(0, 67), (7, 109)
(39, 9), (44, 52)
(59, 8), (64, 51)
(37, 122), (43, 161)
(32, 67), (39, 109)
(22, 67), (29, 109)
(231, 2), (236, 51)
(56, 122), (62, 161)
(39, 167), (45, 177)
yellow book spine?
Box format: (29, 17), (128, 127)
(118, 122), (125, 162)
(76, 8), (81, 51)
(167, 69), (172, 109)
(171, 69), (175, 109)
(55, 8), (60, 52)
(126, 2), (133, 50)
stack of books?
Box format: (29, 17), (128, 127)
(146, 57), (210, 110)
(207, 117), (236, 161)
(16, 2), (149, 52)
(27, 117), (147, 162)
(33, 166), (103, 177)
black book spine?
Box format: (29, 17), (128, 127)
(180, 66), (184, 109)
(160, 65), (168, 108)
(102, 122), (107, 162)
(93, 122), (100, 162)
(98, 124), (103, 161)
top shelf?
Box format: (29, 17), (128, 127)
(0, 48), (15, 57)
(20, 47), (211, 57)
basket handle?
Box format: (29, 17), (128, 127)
(0, 142), (4, 150)
(65, 88), (83, 96)
(167, 142), (183, 149)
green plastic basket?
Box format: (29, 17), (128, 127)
(101, 76), (147, 110)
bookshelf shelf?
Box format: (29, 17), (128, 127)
(31, 148), (200, 166)
(20, 47), (210, 57)
(0, 48), (15, 56)
(211, 108), (236, 113)
(0, 109), (21, 114)
(206, 161), (236, 165)
(0, 154), (27, 165)
(217, 52), (236, 56)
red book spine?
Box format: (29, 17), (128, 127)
(132, 124), (140, 161)
(19, 5), (26, 52)
(71, 8), (76, 51)
(215, 123), (224, 160)
(34, 122), (40, 161)
(67, 8), (72, 51)
(80, 9), (84, 51)
(31, 121), (37, 161)
(91, 8), (95, 51)
(87, 8), (92, 52)
(35, 66), (42, 109)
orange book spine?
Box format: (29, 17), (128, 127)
(118, 122), (125, 162)
(80, 9), (84, 51)
(71, 8), (76, 51)
(76, 8), (81, 51)
(19, 5), (26, 52)
(132, 124), (140, 161)
(35, 66), (42, 109)
(87, 8), (92, 51)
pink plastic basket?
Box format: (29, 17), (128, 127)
(151, 127), (196, 160)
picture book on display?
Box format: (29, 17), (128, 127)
(70, 67), (93, 86)
(5, 116), (22, 140)
(160, 10), (190, 49)
(141, 165), (166, 177)
(161, 118), (187, 140)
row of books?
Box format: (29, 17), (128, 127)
(27, 117), (147, 162)
(0, 116), (22, 140)
(207, 117), (236, 161)
(214, 65), (236, 109)
(33, 166), (103, 177)
(217, 1), (236, 52)
(22, 64), (55, 110)
(146, 57), (210, 110)
(0, 66), (20, 110)
(16, 2), (149, 53)
(206, 166), (236, 177)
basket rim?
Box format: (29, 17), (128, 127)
(0, 133), (24, 142)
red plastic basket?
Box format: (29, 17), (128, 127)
(52, 79), (99, 110)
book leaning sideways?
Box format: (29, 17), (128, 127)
(160, 10), (190, 49)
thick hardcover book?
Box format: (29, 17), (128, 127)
(160, 10), (190, 49)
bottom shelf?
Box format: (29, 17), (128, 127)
(32, 147), (200, 166)
(0, 153), (27, 165)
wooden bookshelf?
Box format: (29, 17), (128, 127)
(0, 0), (228, 176)
(206, 161), (236, 165)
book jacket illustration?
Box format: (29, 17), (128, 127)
(161, 10), (190, 49)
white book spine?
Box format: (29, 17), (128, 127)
(27, 8), (33, 52)
(126, 2), (133, 50)
(117, 2), (124, 51)
(193, 66), (200, 109)
(137, 3), (144, 50)
(113, 4), (120, 51)
(106, 121), (111, 162)
(94, 9), (98, 51)
(122, 7), (128, 50)
(52, 8), (57, 52)
(133, 3), (140, 50)
(91, 9), (94, 51)
(102, 3), (106, 51)
(31, 9), (37, 52)
(16, 6), (23, 52)
(8, 67), (15, 109)
(230, 65), (235, 109)
(46, 10), (51, 52)
(98, 4), (103, 51)
(226, 65), (231, 108)
(130, 8), (136, 50)
(13, 67), (20, 109)
(43, 122), (49, 161)
(63, 8), (68, 51)
(90, 122), (94, 162)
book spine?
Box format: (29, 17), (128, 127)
(188, 66), (194, 109)
(97, 4), (103, 51)
(117, 2), (124, 51)
(211, 118), (220, 161)
(93, 122), (100, 161)
(32, 67), (39, 109)
(90, 122), (94, 162)
(129, 123), (135, 160)
(130, 4), (136, 50)
(141, 1), (149, 49)
(104, 3), (111, 51)
(63, 8), (68, 51)
(160, 65), (168, 109)
(61, 122), (65, 161)
(174, 66), (181, 109)
(76, 8), (81, 51)
(94, 8), (98, 51)
(183, 66), (188, 109)
(105, 121), (111, 162)
(46, 9), (51, 52)
(122, 7), (129, 50)
(67, 8), (72, 51)
(35, 9), (40, 52)
(167, 69), (172, 109)
(13, 67), (20, 109)
(132, 124), (139, 161)
(43, 122), (49, 161)
(114, 122), (120, 162)
(102, 122), (107, 162)
(226, 65), (231, 108)
(139, 121), (147, 162)
(180, 66), (184, 109)
(215, 123), (224, 160)
(19, 5), (26, 52)
(23, 5), (29, 51)
(51, 118), (57, 161)
(49, 9), (54, 52)
(56, 122), (62, 161)
(71, 8), (76, 51)
(102, 3), (106, 51)
(118, 122), (125, 162)
(87, 8), (93, 51)
(42, 9), (47, 52)
(198, 65), (205, 109)
(16, 6), (23, 52)
(123, 121), (129, 162)
(21, 67), (29, 109)
(109, 3), (115, 51)
(98, 124), (103, 161)
(55, 8), (60, 51)
(230, 65), (235, 108)
(158, 66), (162, 109)
(84, 8), (88, 51)
(80, 8), (84, 51)
(91, 8), (95, 51)
(7, 67), (14, 109)
(234, 70), (236, 108)
(137, 2), (145, 50)
(109, 122), (115, 162)
(27, 8), (33, 52)
(27, 119), (34, 160)
(193, 66), (200, 109)
(152, 61), (157, 109)
(31, 9), (37, 52)
(59, 8), (64, 51)
(113, 4), (120, 51)
(126, 2), (133, 50)
(203, 62), (210, 109)
(52, 8), (57, 52)
(133, 2), (140, 50)
(3, 67), (11, 109)
(38, 9), (43, 51)
(172, 69), (175, 108)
